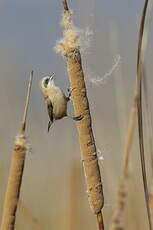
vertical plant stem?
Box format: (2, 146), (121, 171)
(59, 1), (105, 229)
(62, 0), (69, 11)
(109, 0), (152, 229)
(97, 211), (105, 230)
(109, 96), (137, 230)
(66, 50), (104, 214)
(0, 71), (33, 230)
(136, 0), (152, 229)
(20, 70), (34, 135)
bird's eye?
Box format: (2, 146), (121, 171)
(44, 78), (49, 87)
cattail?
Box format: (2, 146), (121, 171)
(56, 1), (104, 229)
(0, 71), (33, 230)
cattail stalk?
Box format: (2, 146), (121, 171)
(149, 182), (153, 224)
(66, 51), (104, 225)
(109, 96), (137, 230)
(143, 68), (153, 224)
(136, 0), (152, 229)
(56, 1), (104, 229)
(0, 71), (33, 230)
(110, 0), (152, 229)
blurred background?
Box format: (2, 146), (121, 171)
(0, 0), (153, 229)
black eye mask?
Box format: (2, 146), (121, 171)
(44, 78), (49, 87)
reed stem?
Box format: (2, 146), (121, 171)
(0, 71), (33, 230)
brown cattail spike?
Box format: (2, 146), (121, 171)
(57, 1), (105, 229)
(0, 72), (33, 230)
(66, 49), (104, 214)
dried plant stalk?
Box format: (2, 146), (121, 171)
(0, 71), (33, 230)
(66, 52), (104, 215)
(143, 67), (153, 225)
(109, 96), (137, 230)
(110, 0), (152, 229)
(149, 188), (153, 223)
(56, 1), (104, 229)
(136, 0), (152, 229)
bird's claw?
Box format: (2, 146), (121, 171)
(73, 115), (83, 121)
(67, 87), (76, 100)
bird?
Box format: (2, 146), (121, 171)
(39, 74), (82, 132)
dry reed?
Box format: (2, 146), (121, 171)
(149, 141), (153, 224)
(143, 68), (153, 224)
(149, 134), (153, 224)
(0, 71), (33, 230)
(149, 187), (153, 224)
(109, 96), (137, 230)
(136, 0), (152, 229)
(109, 0), (152, 229)
(56, 1), (104, 229)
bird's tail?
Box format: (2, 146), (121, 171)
(48, 121), (53, 132)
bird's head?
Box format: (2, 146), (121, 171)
(39, 73), (55, 94)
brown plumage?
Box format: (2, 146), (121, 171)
(39, 74), (82, 131)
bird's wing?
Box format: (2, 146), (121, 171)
(45, 97), (53, 132)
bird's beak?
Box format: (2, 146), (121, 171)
(49, 73), (54, 81)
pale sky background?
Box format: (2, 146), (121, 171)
(0, 1), (153, 229)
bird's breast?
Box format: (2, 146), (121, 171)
(48, 87), (67, 119)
